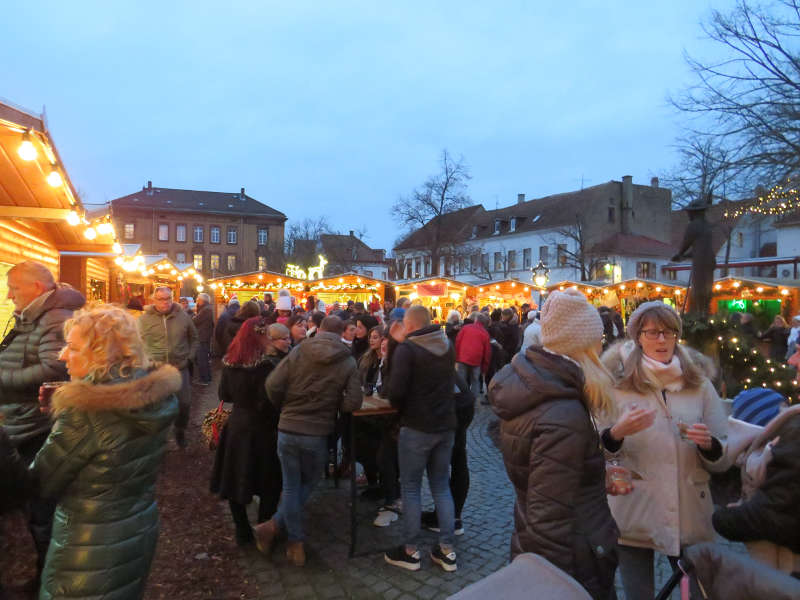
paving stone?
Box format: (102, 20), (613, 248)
(382, 590), (402, 600)
(286, 584), (316, 598)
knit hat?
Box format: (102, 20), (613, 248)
(276, 296), (292, 311)
(540, 289), (603, 356)
(732, 388), (785, 426)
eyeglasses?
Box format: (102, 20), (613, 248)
(640, 329), (678, 340)
(153, 296), (172, 302)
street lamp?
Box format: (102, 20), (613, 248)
(604, 261), (619, 284)
(531, 260), (550, 307)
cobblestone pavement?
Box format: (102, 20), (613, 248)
(197, 383), (744, 599)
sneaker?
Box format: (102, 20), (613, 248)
(430, 544), (457, 572)
(373, 502), (402, 527)
(384, 545), (421, 571)
(454, 518), (464, 536)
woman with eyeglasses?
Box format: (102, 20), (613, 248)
(600, 301), (730, 599)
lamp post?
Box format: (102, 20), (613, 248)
(531, 260), (550, 308)
(604, 261), (619, 284)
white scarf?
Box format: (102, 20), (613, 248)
(641, 353), (684, 392)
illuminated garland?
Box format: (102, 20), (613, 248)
(723, 179), (800, 218)
(682, 315), (798, 403)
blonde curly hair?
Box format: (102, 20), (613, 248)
(63, 304), (150, 381)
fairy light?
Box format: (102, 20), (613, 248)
(723, 179), (800, 218)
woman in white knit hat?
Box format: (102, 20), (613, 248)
(599, 301), (729, 599)
(489, 289), (620, 600)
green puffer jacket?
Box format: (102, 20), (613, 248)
(137, 303), (198, 369)
(31, 365), (180, 600)
(0, 284), (85, 445)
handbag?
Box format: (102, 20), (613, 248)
(201, 400), (230, 450)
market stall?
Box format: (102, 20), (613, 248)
(473, 279), (535, 310)
(307, 273), (390, 309)
(114, 246), (203, 306)
(0, 100), (121, 314)
(710, 276), (800, 322)
(394, 277), (474, 321)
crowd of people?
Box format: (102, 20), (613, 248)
(0, 259), (799, 599)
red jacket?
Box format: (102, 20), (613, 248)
(455, 323), (491, 373)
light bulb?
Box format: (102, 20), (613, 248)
(112, 243), (122, 254)
(47, 168), (63, 187)
(66, 211), (80, 226)
(83, 227), (97, 240)
(96, 222), (113, 235)
(196, 285), (204, 292)
(18, 132), (36, 161)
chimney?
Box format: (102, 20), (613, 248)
(349, 230), (355, 237)
(517, 193), (525, 204)
(148, 180), (152, 190)
(651, 177), (659, 189)
(240, 187), (245, 200)
(621, 175), (633, 234)
(145, 180), (153, 196)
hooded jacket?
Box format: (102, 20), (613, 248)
(489, 347), (619, 600)
(138, 302), (198, 369)
(388, 324), (457, 433)
(29, 365), (180, 600)
(266, 331), (362, 436)
(712, 406), (800, 556)
(454, 322), (491, 374)
(600, 340), (729, 557)
(0, 284), (85, 445)
(192, 303), (214, 344)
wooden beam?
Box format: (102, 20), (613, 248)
(2, 206), (71, 222)
(57, 243), (115, 253)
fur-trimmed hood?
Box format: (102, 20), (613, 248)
(601, 339), (717, 382)
(51, 365), (182, 414)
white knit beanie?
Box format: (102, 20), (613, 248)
(540, 289), (604, 356)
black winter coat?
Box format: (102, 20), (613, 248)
(489, 347), (618, 600)
(712, 410), (800, 553)
(211, 352), (284, 504)
(388, 325), (456, 433)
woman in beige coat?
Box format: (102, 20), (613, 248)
(600, 301), (729, 599)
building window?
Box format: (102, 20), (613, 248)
(608, 206), (615, 223)
(176, 252), (186, 263)
(539, 246), (549, 265)
(158, 223), (169, 241)
(510, 218), (517, 232)
(637, 261), (656, 279)
(481, 254), (489, 273)
(414, 258), (422, 277)
(471, 225), (478, 239)
(257, 228), (268, 246)
(193, 254), (203, 271)
(209, 254), (220, 271)
(227, 254), (237, 271)
(124, 223), (135, 240)
(257, 256), (267, 271)
(210, 226), (220, 244)
(557, 244), (568, 267)
(494, 252), (503, 272)
(493, 220), (501, 235)
(523, 248), (532, 269)
(736, 232), (744, 247)
(364, 270), (373, 277)
(193, 225), (203, 243)
(227, 227), (238, 245)
(508, 250), (517, 270)
(176, 224), (186, 242)
(666, 269), (677, 281)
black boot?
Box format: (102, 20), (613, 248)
(229, 501), (254, 546)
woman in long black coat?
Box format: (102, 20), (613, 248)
(210, 319), (291, 545)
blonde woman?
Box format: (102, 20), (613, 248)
(489, 289), (620, 600)
(0, 305), (181, 600)
(600, 301), (729, 600)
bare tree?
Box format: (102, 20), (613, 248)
(284, 217), (333, 266)
(670, 0), (800, 193)
(664, 138), (734, 208)
(545, 216), (603, 281)
(392, 149), (473, 277)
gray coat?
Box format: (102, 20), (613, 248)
(138, 303), (198, 369)
(0, 284), (85, 445)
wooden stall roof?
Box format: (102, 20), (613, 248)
(473, 278), (535, 295)
(0, 101), (115, 253)
(394, 276), (472, 292)
(712, 276), (800, 293)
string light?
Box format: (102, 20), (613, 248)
(46, 164), (62, 187)
(17, 130), (36, 161)
(723, 179), (800, 218)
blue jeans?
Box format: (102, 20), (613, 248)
(398, 427), (456, 547)
(456, 362), (481, 397)
(274, 432), (328, 542)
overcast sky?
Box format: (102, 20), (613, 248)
(3, 1), (729, 252)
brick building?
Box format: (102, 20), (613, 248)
(110, 182), (286, 278)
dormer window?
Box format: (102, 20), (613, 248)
(510, 217), (517, 232)
(471, 225), (478, 239)
(493, 220), (501, 235)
